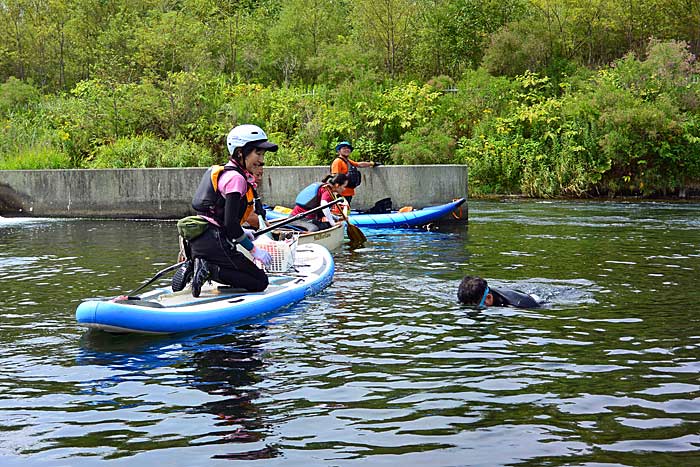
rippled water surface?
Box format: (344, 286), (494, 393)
(1, 200), (699, 466)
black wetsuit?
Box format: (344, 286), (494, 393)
(189, 163), (268, 292)
(490, 288), (541, 308)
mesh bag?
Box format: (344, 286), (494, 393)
(253, 233), (298, 272)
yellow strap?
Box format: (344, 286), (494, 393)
(211, 165), (254, 225)
(210, 165), (225, 192)
(240, 187), (255, 225)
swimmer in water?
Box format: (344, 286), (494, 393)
(458, 276), (541, 309)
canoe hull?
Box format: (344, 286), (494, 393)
(75, 244), (334, 334)
(298, 222), (344, 250)
(270, 220), (345, 250)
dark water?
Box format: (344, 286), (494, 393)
(1, 201), (699, 466)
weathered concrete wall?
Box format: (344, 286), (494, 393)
(0, 168), (202, 218)
(0, 165), (468, 219)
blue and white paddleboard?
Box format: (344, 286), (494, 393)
(76, 243), (334, 334)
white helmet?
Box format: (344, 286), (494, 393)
(226, 124), (278, 155)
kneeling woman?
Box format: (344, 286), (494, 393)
(289, 174), (349, 232)
(184, 124), (275, 297)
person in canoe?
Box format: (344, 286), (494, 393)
(243, 160), (266, 230)
(287, 173), (349, 232)
(330, 141), (377, 204)
(458, 276), (541, 309)
(174, 124), (276, 297)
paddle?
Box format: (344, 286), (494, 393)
(126, 261), (187, 296)
(102, 199), (346, 300)
(335, 197), (367, 244)
(253, 198), (342, 237)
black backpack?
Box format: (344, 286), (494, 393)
(334, 157), (361, 188)
(364, 197), (392, 214)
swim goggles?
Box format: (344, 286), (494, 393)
(477, 287), (490, 308)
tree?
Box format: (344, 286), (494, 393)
(412, 0), (526, 79)
(201, 0), (272, 79)
(0, 0), (32, 81)
(351, 0), (418, 78)
(664, 0), (700, 56)
(266, 0), (347, 84)
(132, 10), (211, 78)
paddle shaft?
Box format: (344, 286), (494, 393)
(122, 199), (343, 297)
(253, 197), (343, 237)
(126, 260), (186, 296)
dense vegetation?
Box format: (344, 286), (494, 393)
(1, 0), (700, 197)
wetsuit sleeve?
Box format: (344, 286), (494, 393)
(224, 192), (254, 250)
(492, 288), (540, 308)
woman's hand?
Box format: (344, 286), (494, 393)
(251, 246), (272, 266)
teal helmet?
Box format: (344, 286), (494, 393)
(335, 141), (353, 152)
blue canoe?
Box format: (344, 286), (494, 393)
(267, 198), (466, 228)
(76, 244), (334, 334)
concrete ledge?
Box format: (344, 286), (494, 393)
(0, 165), (468, 219)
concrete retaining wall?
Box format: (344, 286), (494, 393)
(0, 165), (468, 219)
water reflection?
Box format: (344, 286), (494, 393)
(78, 326), (279, 461)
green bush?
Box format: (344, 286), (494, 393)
(86, 134), (215, 168)
(391, 125), (456, 165)
(591, 46), (700, 195)
(0, 111), (73, 169)
(459, 58), (700, 197)
(482, 21), (551, 77)
(0, 147), (72, 170)
(359, 81), (442, 143)
(352, 136), (392, 164)
(0, 78), (41, 116)
(2, 40), (700, 198)
(457, 135), (524, 194)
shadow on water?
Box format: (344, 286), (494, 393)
(77, 323), (281, 461)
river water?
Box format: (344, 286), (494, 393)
(1, 200), (699, 466)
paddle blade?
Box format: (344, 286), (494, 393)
(346, 221), (367, 244)
(335, 197), (366, 245)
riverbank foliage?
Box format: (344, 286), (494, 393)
(1, 0), (700, 197)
